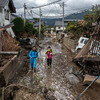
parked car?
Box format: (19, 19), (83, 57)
(75, 37), (89, 52)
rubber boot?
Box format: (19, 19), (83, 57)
(34, 68), (36, 73)
(50, 65), (52, 68)
(31, 67), (33, 71)
(48, 66), (50, 69)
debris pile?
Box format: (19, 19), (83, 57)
(2, 31), (20, 51)
(73, 23), (100, 76)
(3, 73), (56, 100)
(0, 31), (21, 67)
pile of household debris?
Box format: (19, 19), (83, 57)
(0, 24), (21, 67)
(73, 23), (100, 76)
(17, 38), (36, 49)
(2, 31), (20, 51)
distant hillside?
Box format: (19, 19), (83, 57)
(42, 11), (89, 26)
(42, 18), (62, 26)
(65, 11), (89, 19)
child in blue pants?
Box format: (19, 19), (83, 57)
(29, 46), (38, 72)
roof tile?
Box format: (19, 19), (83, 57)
(0, 0), (8, 8)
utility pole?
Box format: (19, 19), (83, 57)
(62, 2), (64, 33)
(39, 8), (42, 39)
(24, 3), (26, 27)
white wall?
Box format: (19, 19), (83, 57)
(56, 26), (66, 31)
(0, 11), (4, 26)
(4, 20), (15, 37)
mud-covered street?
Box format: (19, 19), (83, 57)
(7, 38), (78, 99)
(2, 38), (100, 100)
(38, 38), (79, 100)
(37, 38), (100, 100)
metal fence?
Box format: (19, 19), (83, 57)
(89, 39), (100, 56)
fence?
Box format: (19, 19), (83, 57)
(89, 39), (100, 56)
(0, 50), (25, 87)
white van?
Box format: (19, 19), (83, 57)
(75, 37), (89, 52)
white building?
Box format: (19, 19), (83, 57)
(55, 21), (67, 33)
(0, 0), (16, 37)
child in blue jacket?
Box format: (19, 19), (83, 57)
(29, 46), (38, 72)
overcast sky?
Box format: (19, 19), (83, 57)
(13, 0), (100, 18)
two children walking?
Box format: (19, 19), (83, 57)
(29, 46), (53, 72)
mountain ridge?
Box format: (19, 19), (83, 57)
(42, 11), (89, 26)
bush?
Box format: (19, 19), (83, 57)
(25, 22), (33, 34)
(12, 17), (24, 37)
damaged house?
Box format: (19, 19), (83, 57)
(0, 0), (16, 37)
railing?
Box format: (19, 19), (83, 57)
(89, 39), (100, 56)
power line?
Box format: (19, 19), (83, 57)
(27, 0), (62, 9)
(30, 10), (40, 16)
(41, 3), (62, 17)
(24, 1), (92, 20)
(42, 8), (91, 18)
(26, 10), (35, 19)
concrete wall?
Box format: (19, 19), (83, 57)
(63, 37), (77, 53)
(0, 51), (25, 87)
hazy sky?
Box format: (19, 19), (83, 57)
(13, 0), (100, 18)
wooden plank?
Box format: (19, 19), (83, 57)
(84, 74), (100, 84)
(0, 51), (19, 55)
(84, 57), (100, 62)
(0, 32), (2, 51)
(0, 23), (14, 32)
(75, 38), (92, 59)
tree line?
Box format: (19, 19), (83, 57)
(66, 5), (100, 39)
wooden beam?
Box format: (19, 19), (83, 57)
(0, 32), (2, 51)
(0, 51), (19, 55)
(0, 23), (14, 32)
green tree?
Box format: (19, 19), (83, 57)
(37, 24), (47, 38)
(25, 22), (33, 34)
(12, 17), (24, 37)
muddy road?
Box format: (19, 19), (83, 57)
(4, 38), (100, 100)
(38, 38), (79, 100)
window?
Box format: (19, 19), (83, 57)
(84, 40), (88, 44)
(58, 27), (60, 29)
(80, 39), (84, 43)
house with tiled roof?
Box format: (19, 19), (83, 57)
(55, 21), (67, 33)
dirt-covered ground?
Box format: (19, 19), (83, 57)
(2, 38), (100, 100)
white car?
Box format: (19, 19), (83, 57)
(75, 37), (89, 53)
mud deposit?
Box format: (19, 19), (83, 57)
(1, 38), (100, 100)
